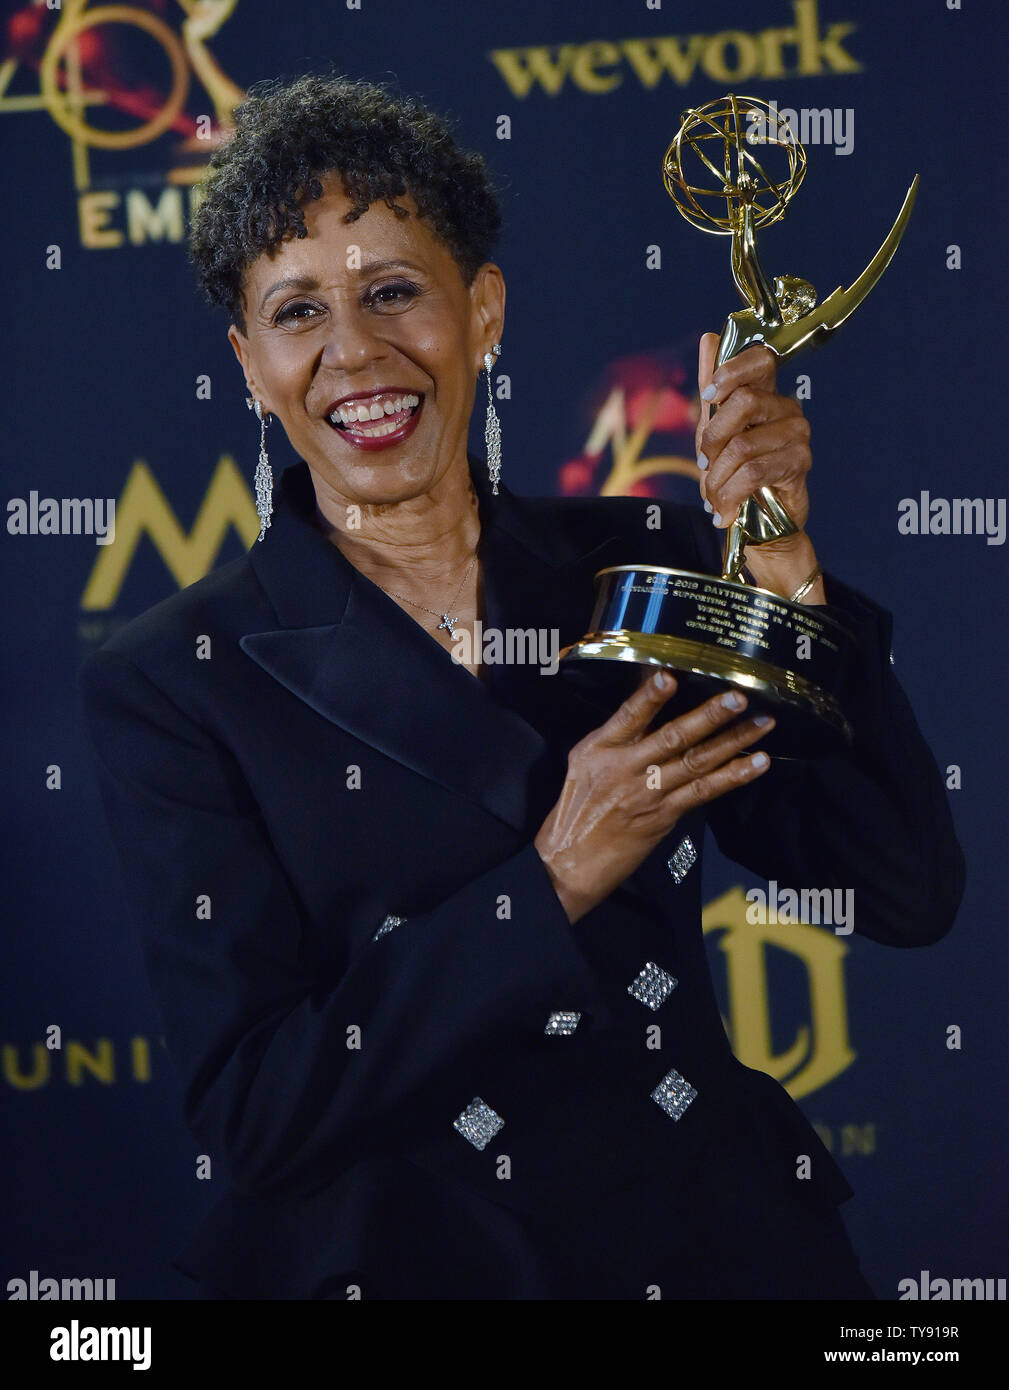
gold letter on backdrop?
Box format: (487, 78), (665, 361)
(703, 885), (856, 1099)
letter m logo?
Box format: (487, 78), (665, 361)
(81, 456), (259, 610)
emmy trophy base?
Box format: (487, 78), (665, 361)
(559, 566), (855, 759)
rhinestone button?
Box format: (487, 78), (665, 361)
(544, 1010), (581, 1036)
(373, 913), (406, 941)
(453, 1097), (504, 1151)
(627, 961), (678, 1011)
(667, 834), (697, 884)
(651, 1068), (698, 1121)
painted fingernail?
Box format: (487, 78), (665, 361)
(751, 752), (770, 768)
(712, 511), (722, 527)
(721, 691), (744, 710)
(703, 499), (713, 514)
(701, 383), (717, 401)
(697, 452), (709, 470)
(654, 671), (671, 690)
(752, 714), (773, 726)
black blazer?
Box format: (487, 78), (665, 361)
(78, 455), (964, 1300)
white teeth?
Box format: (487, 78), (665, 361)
(329, 392), (420, 429)
(356, 417), (404, 437)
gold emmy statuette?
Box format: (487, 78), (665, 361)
(560, 94), (919, 756)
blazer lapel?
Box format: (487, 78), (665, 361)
(240, 456), (623, 835)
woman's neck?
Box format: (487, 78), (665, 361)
(308, 459), (482, 592)
(307, 456), (487, 680)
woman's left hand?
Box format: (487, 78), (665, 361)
(695, 332), (812, 539)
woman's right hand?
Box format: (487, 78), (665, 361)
(534, 671), (775, 924)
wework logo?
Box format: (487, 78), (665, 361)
(489, 0), (860, 98)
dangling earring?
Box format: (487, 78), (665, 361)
(246, 396), (273, 541)
(482, 343), (503, 495)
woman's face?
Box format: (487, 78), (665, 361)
(229, 171), (505, 507)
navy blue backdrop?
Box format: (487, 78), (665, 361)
(2, 0), (1004, 1299)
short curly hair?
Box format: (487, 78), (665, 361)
(188, 72), (504, 334)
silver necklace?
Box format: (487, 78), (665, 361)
(383, 553), (477, 636)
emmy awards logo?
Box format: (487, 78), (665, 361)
(0, 0), (247, 245)
(561, 93), (919, 757)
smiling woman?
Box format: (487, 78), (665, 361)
(228, 179), (493, 499)
(187, 75), (507, 672)
(77, 71), (963, 1301)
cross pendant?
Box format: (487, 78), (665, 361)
(437, 613), (457, 636)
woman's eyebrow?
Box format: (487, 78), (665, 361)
(259, 275), (319, 310)
(358, 258), (427, 276)
(259, 260), (428, 310)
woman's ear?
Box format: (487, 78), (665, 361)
(227, 324), (260, 403)
(470, 263), (505, 369)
